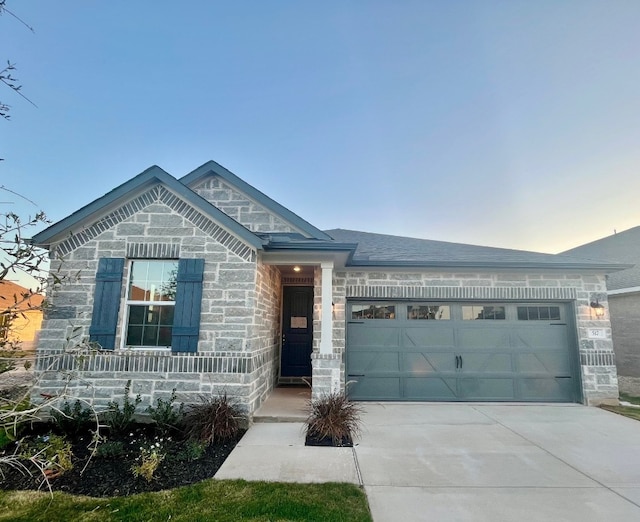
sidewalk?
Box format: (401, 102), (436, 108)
(214, 387), (361, 484)
(214, 422), (361, 484)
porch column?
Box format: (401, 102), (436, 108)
(319, 261), (333, 354)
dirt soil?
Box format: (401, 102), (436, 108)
(0, 421), (244, 497)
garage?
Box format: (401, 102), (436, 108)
(346, 301), (580, 402)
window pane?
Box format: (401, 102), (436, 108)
(143, 325), (160, 346)
(517, 306), (562, 321)
(126, 305), (174, 347)
(351, 304), (396, 319)
(128, 260), (178, 302)
(126, 325), (143, 346)
(462, 305), (505, 320)
(408, 305), (450, 320)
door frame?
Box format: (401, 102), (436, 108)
(279, 285), (314, 383)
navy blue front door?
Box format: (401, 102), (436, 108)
(281, 286), (313, 377)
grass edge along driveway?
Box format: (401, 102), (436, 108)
(0, 479), (371, 522)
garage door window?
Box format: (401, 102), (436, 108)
(462, 305), (505, 320)
(352, 304), (396, 320)
(517, 306), (561, 321)
(408, 305), (450, 320)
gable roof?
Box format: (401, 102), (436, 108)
(31, 165), (264, 250)
(561, 226), (640, 291)
(326, 229), (628, 270)
(181, 160), (332, 241)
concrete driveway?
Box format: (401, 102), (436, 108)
(359, 403), (640, 521)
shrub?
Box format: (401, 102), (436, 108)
(51, 399), (93, 437)
(131, 442), (165, 482)
(183, 393), (242, 444)
(102, 380), (141, 436)
(19, 433), (74, 476)
(95, 440), (124, 458)
(146, 388), (184, 435)
(306, 392), (363, 446)
(175, 439), (206, 462)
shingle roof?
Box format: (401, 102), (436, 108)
(325, 229), (627, 270)
(561, 226), (640, 291)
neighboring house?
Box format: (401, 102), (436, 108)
(0, 280), (44, 351)
(30, 160), (625, 414)
(562, 227), (640, 396)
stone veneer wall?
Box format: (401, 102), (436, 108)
(312, 269), (618, 405)
(244, 262), (282, 410)
(33, 184), (282, 415)
(191, 177), (300, 234)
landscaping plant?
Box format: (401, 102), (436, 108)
(51, 399), (94, 438)
(305, 392), (363, 446)
(102, 380), (142, 436)
(145, 388), (185, 435)
(131, 442), (165, 482)
(183, 392), (242, 444)
(18, 433), (74, 478)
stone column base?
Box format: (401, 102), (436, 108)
(311, 352), (342, 399)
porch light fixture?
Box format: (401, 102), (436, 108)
(293, 266), (301, 272)
(590, 300), (605, 319)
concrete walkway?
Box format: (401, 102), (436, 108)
(215, 398), (640, 521)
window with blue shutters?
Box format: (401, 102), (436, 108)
(124, 260), (179, 348)
(91, 257), (204, 352)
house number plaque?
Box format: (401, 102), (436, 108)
(587, 328), (606, 339)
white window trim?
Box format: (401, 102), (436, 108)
(119, 260), (177, 351)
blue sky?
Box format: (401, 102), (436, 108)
(2, 1), (640, 258)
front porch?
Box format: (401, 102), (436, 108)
(253, 386), (311, 423)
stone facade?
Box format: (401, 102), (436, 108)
(191, 177), (300, 234)
(318, 269), (618, 405)
(34, 183), (283, 414)
(32, 168), (621, 414)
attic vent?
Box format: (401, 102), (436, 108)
(127, 243), (180, 259)
(282, 276), (314, 285)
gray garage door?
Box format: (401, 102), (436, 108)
(346, 302), (580, 402)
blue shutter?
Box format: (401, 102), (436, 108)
(89, 258), (125, 350)
(172, 258), (204, 353)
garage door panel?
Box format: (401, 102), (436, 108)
(403, 351), (456, 373)
(347, 326), (399, 348)
(349, 377), (401, 400)
(457, 328), (511, 349)
(459, 352), (513, 373)
(347, 302), (578, 402)
(516, 351), (572, 375)
(405, 377), (457, 400)
(513, 329), (568, 349)
(348, 351), (401, 373)
(403, 328), (455, 349)
(458, 378), (516, 400)
(518, 377), (574, 401)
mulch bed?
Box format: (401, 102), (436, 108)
(0, 422), (245, 497)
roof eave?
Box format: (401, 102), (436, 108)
(31, 165), (264, 251)
(346, 260), (631, 271)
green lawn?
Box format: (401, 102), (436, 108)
(0, 479), (371, 522)
(600, 393), (640, 422)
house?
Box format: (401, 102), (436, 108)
(30, 160), (625, 414)
(0, 280), (44, 351)
(562, 227), (640, 396)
